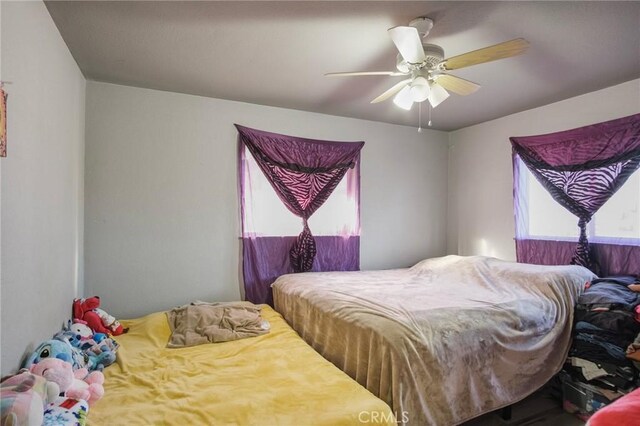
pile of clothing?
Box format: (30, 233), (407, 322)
(562, 275), (640, 418)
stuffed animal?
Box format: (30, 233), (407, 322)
(22, 339), (85, 371)
(70, 319), (107, 344)
(73, 297), (128, 336)
(94, 307), (128, 336)
(82, 343), (116, 372)
(54, 320), (118, 371)
(1, 370), (59, 426)
(29, 358), (104, 406)
(81, 338), (117, 366)
(58, 320), (106, 345)
(52, 330), (116, 372)
(43, 397), (89, 426)
(70, 320), (99, 341)
(52, 330), (97, 370)
(73, 297), (110, 335)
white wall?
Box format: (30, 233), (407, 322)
(447, 79), (640, 260)
(1, 1), (85, 375)
(85, 81), (449, 319)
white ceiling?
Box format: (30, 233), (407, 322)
(45, 1), (640, 131)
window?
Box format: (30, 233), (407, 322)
(237, 125), (363, 304)
(241, 145), (359, 238)
(516, 157), (640, 244)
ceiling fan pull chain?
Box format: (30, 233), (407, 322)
(428, 104), (432, 127)
(418, 101), (422, 133)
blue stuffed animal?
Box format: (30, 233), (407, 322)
(53, 322), (117, 371)
(85, 348), (116, 372)
(52, 330), (91, 369)
(22, 340), (79, 369)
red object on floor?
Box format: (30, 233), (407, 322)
(587, 388), (640, 426)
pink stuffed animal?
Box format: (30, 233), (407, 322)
(1, 371), (59, 425)
(29, 358), (105, 406)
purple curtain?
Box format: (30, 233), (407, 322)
(511, 114), (640, 272)
(237, 125), (364, 304)
(516, 239), (640, 276)
(242, 236), (359, 305)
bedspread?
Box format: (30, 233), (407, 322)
(88, 305), (394, 425)
(273, 255), (596, 425)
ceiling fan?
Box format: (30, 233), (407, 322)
(326, 17), (530, 111)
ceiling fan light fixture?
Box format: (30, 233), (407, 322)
(393, 86), (414, 110)
(427, 82), (450, 108)
(409, 76), (430, 102)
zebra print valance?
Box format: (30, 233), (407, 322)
(510, 113), (640, 272)
(235, 124), (364, 273)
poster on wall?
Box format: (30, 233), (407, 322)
(0, 85), (6, 157)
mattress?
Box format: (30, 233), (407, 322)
(87, 305), (394, 425)
(272, 255), (596, 426)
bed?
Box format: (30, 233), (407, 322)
(87, 305), (395, 425)
(272, 255), (596, 426)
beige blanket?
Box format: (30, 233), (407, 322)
(166, 301), (269, 348)
(273, 256), (596, 425)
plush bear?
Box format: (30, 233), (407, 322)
(29, 358), (104, 406)
(73, 297), (128, 336)
(1, 371), (59, 426)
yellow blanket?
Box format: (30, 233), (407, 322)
(88, 305), (394, 425)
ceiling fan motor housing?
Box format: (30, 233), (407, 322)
(422, 44), (445, 68)
(396, 43), (445, 72)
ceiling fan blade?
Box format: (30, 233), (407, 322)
(435, 74), (480, 96)
(325, 71), (407, 77)
(428, 83), (450, 108)
(393, 86), (414, 110)
(441, 38), (530, 70)
(370, 79), (412, 104)
(388, 26), (426, 64)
